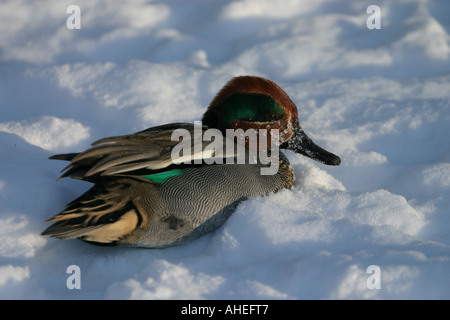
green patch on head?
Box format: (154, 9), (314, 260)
(143, 169), (184, 184)
(220, 93), (285, 126)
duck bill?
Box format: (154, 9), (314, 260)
(283, 124), (341, 166)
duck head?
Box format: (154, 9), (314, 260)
(202, 76), (341, 166)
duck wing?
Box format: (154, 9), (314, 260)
(51, 123), (236, 182)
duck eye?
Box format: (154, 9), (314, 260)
(265, 113), (277, 121)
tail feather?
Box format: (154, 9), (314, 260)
(41, 209), (140, 245)
(49, 153), (92, 181)
(49, 153), (79, 161)
(42, 179), (144, 245)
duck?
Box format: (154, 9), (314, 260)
(41, 76), (341, 248)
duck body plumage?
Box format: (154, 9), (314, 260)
(42, 76), (340, 248)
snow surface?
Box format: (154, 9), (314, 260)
(1, 0), (450, 299)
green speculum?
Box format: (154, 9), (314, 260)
(220, 93), (285, 126)
(143, 169), (184, 184)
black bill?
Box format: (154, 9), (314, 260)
(282, 124), (341, 166)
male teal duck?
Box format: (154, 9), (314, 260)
(42, 76), (340, 248)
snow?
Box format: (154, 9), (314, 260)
(0, 116), (90, 151)
(1, 0), (449, 300)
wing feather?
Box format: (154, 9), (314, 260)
(50, 122), (238, 182)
